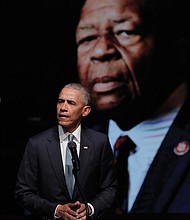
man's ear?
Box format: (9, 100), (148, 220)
(82, 105), (91, 117)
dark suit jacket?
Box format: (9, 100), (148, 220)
(15, 125), (118, 220)
(91, 98), (190, 214)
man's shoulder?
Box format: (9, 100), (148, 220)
(30, 125), (58, 141)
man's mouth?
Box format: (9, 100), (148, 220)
(93, 81), (122, 92)
(92, 76), (124, 93)
(59, 114), (69, 119)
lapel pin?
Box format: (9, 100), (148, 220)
(173, 141), (190, 156)
(84, 146), (89, 150)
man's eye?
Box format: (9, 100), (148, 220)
(116, 30), (134, 37)
(58, 99), (64, 103)
(68, 100), (76, 105)
(77, 35), (97, 46)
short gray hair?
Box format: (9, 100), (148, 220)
(64, 83), (91, 106)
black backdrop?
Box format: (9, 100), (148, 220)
(1, 4), (80, 217)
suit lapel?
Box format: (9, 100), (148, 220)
(46, 127), (70, 197)
(72, 128), (92, 199)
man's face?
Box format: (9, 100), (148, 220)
(57, 88), (90, 133)
(76, 0), (155, 111)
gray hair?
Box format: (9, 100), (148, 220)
(64, 83), (91, 106)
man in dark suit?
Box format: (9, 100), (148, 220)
(15, 83), (118, 220)
(75, 0), (190, 216)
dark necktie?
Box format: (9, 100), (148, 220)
(65, 134), (75, 197)
(114, 135), (136, 213)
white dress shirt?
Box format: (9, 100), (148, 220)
(56, 125), (94, 217)
(58, 124), (81, 174)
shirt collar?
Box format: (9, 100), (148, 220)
(109, 107), (180, 147)
(58, 124), (81, 143)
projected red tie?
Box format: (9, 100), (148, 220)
(114, 135), (136, 213)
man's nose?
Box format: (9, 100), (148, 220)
(60, 102), (68, 111)
(91, 35), (120, 62)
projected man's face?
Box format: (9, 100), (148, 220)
(76, 0), (155, 111)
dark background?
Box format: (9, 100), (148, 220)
(1, 2), (81, 218)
